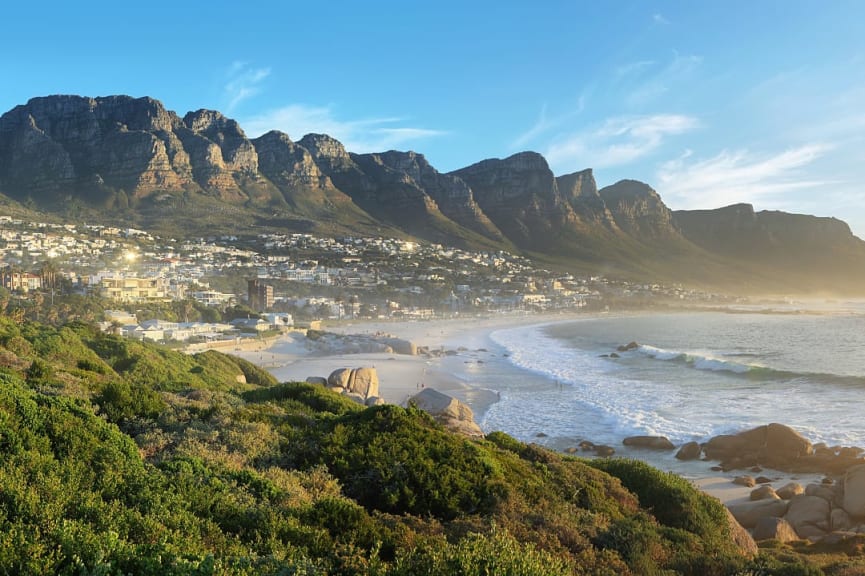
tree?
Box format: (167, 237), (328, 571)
(40, 259), (59, 306)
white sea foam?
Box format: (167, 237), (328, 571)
(477, 314), (865, 450)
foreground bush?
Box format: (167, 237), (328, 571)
(0, 318), (851, 574)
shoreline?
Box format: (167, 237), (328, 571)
(227, 311), (839, 506)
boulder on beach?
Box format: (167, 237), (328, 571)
(832, 508), (853, 532)
(703, 423), (815, 472)
(409, 388), (483, 437)
(753, 517), (799, 543)
(675, 441), (702, 460)
(326, 367), (380, 403)
(750, 485), (779, 501)
(594, 445), (615, 457)
(785, 495), (831, 539)
(724, 508), (759, 558)
(380, 337), (417, 356)
(805, 482), (838, 502)
(776, 482), (805, 500)
(842, 463), (865, 517)
(350, 367), (380, 399)
(622, 436), (675, 450)
(306, 376), (327, 386)
(616, 341), (639, 352)
(733, 476), (756, 488)
(728, 498), (789, 529)
(328, 368), (353, 389)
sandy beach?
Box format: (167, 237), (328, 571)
(231, 312), (552, 419)
(228, 312), (829, 507)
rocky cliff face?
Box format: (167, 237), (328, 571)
(2, 94), (865, 293)
(599, 179), (679, 241)
(557, 169), (621, 233)
(373, 151), (504, 241)
(0, 95), (190, 201)
(451, 152), (578, 249)
(675, 204), (865, 267)
(253, 131), (330, 193)
(297, 133), (374, 195)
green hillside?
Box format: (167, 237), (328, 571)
(0, 315), (856, 574)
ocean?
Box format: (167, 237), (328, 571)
(451, 309), (865, 475)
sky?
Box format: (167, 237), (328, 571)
(2, 1), (864, 236)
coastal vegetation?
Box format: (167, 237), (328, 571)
(0, 315), (863, 574)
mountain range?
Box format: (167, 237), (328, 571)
(1, 94), (863, 294)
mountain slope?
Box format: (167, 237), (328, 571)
(2, 94), (865, 294)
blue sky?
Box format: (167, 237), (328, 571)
(3, 1), (865, 236)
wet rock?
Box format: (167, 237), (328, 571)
(594, 445), (615, 457)
(622, 435), (675, 450)
(675, 441), (702, 460)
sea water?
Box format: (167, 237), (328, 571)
(468, 309), (865, 472)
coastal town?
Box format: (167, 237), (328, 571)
(0, 215), (731, 345)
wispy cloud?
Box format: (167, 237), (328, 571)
(656, 144), (834, 209)
(241, 103), (446, 152)
(224, 62), (271, 112)
(626, 51), (701, 108)
(545, 114), (699, 171)
(653, 13), (670, 25)
(615, 60), (656, 79)
(510, 97), (587, 150)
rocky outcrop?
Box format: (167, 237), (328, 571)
(674, 204), (865, 292)
(451, 152), (578, 250)
(622, 436), (675, 450)
(599, 179), (680, 241)
(374, 150), (504, 241)
(4, 94), (865, 293)
(557, 169), (621, 232)
(0, 96), (202, 202)
(704, 423), (865, 475)
(842, 464), (865, 516)
(776, 482), (805, 500)
(675, 441), (702, 460)
(325, 367), (380, 404)
(409, 388), (483, 437)
(728, 498), (789, 529)
(704, 423), (812, 471)
(753, 517), (799, 543)
(785, 495), (831, 540)
(725, 508), (759, 557)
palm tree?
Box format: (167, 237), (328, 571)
(40, 259), (59, 306)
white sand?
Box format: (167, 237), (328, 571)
(231, 313), (555, 412)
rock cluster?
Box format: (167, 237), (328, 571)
(305, 331), (417, 356)
(702, 423), (865, 475)
(306, 367), (384, 407)
(728, 464), (865, 543)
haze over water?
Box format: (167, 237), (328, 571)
(475, 308), (865, 462)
